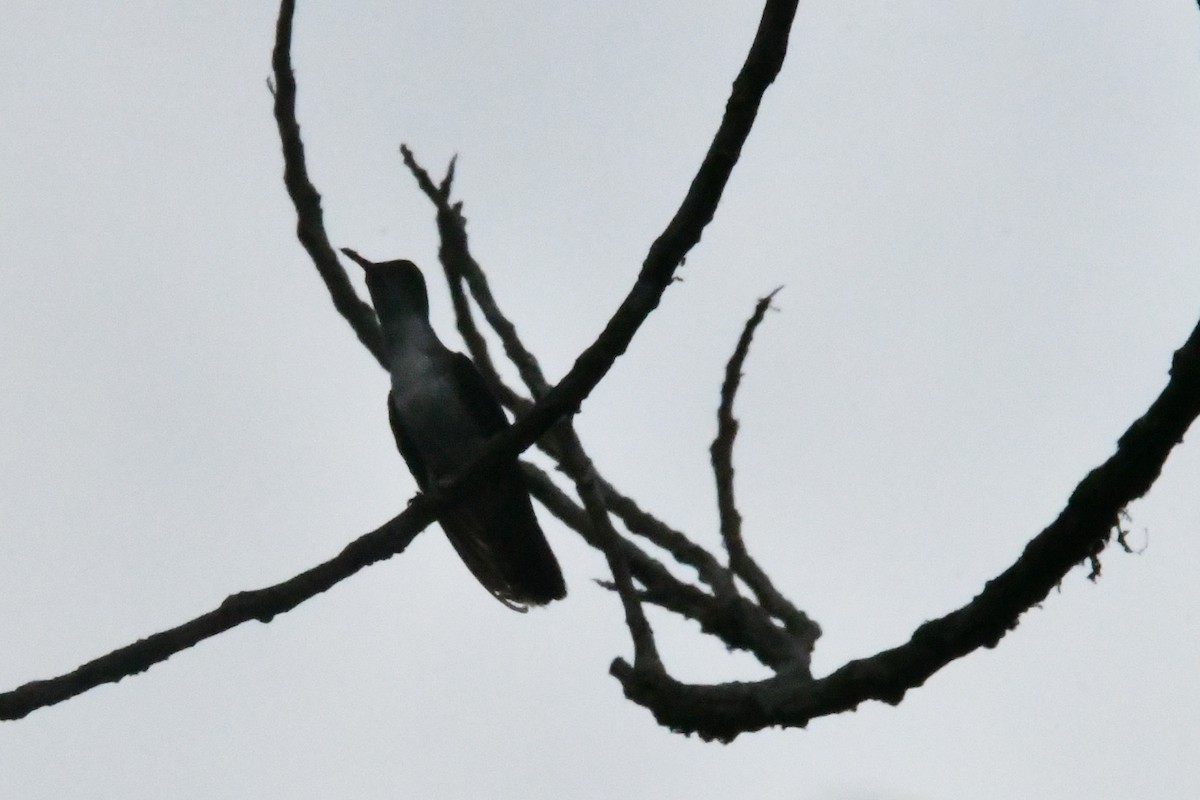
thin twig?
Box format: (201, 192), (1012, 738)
(712, 288), (779, 565)
(567, 444), (664, 671)
(521, 463), (694, 594)
(595, 475), (735, 593)
(710, 289), (817, 647)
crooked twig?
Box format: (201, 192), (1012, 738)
(400, 152), (528, 409)
(711, 288), (780, 565)
(710, 289), (817, 648)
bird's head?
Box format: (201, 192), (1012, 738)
(343, 250), (430, 323)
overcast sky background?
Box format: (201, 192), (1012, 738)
(2, 2), (1199, 798)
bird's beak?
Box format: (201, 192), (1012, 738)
(340, 247), (374, 272)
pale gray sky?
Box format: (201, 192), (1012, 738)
(2, 2), (1199, 798)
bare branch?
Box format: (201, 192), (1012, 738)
(594, 475), (735, 594)
(0, 501), (436, 721)
(520, 462), (693, 593)
(565, 443), (663, 671)
(438, 154), (458, 197)
(272, 0), (385, 365)
(400, 145), (552, 399)
(614, 315), (1200, 740)
(523, 464), (805, 670)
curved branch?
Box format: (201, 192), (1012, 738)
(710, 289), (817, 646)
(614, 315), (1200, 740)
(272, 0), (385, 364)
(487, 0), (800, 463)
(711, 289), (778, 563)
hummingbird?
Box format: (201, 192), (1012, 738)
(346, 250), (566, 610)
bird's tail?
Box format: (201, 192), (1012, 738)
(439, 469), (566, 611)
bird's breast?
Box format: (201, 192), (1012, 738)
(389, 353), (483, 478)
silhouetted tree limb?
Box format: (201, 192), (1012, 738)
(612, 315), (1200, 740)
(271, 0), (383, 365)
(474, 0), (801, 468)
(712, 289), (777, 565)
(0, 500), (434, 721)
(399, 147), (545, 404)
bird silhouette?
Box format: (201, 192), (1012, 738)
(349, 251), (566, 610)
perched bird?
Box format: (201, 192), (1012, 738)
(348, 251), (566, 610)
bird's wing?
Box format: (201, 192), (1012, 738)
(389, 385), (526, 610)
(387, 390), (430, 490)
(448, 352), (510, 436)
(438, 353), (566, 609)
